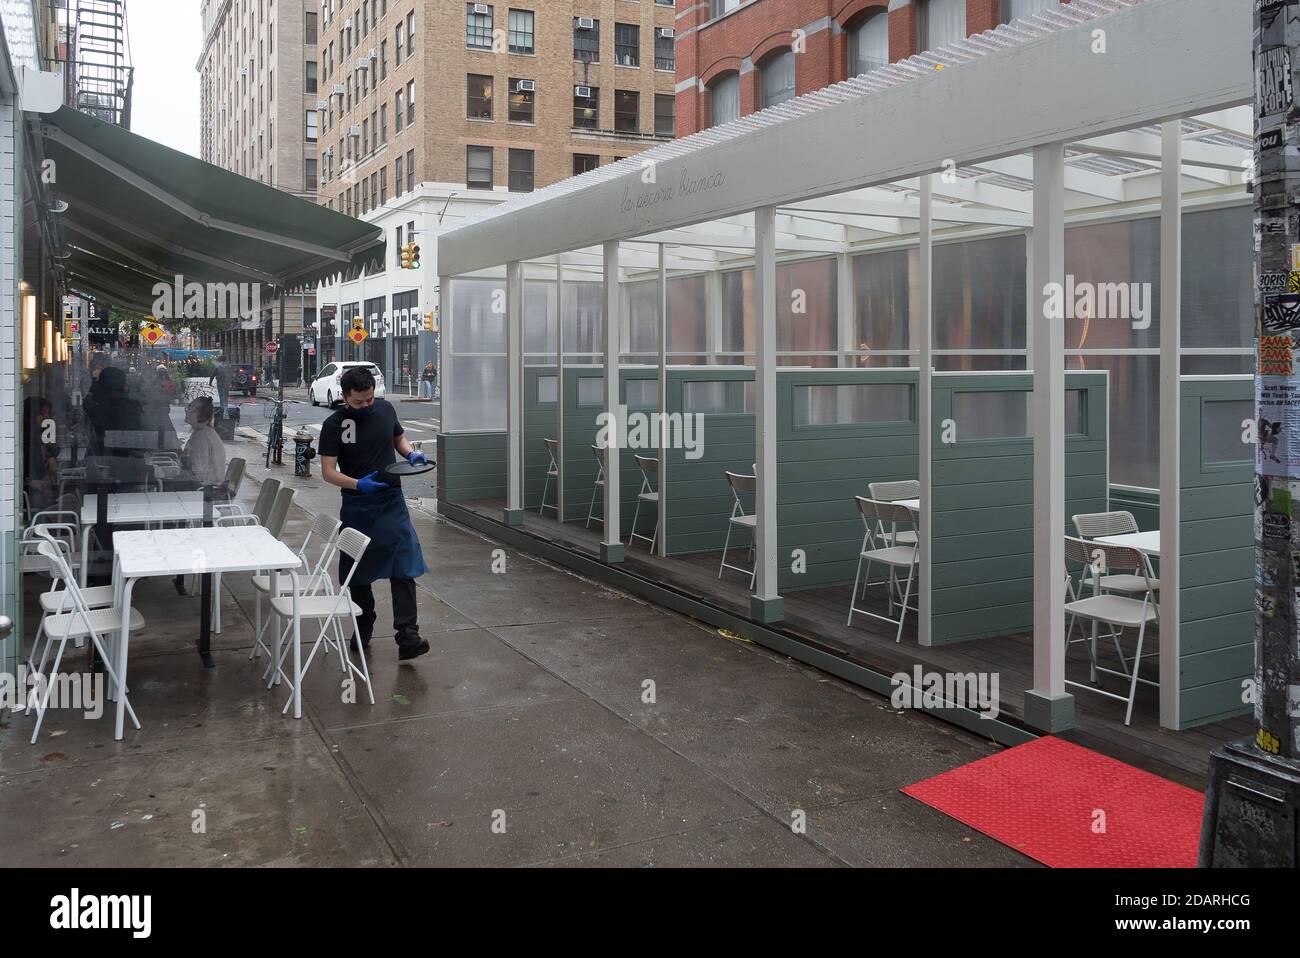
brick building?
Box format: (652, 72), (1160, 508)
(676, 0), (1069, 135)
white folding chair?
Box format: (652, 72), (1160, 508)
(539, 438), (559, 515)
(26, 540), (142, 744)
(25, 525), (117, 673)
(20, 510), (82, 576)
(629, 455), (659, 552)
(718, 471), (757, 588)
(249, 512), (342, 662)
(268, 528), (376, 712)
(867, 479), (919, 547)
(1071, 511), (1160, 597)
(847, 497), (919, 642)
(1063, 536), (1160, 726)
(585, 445), (606, 528)
(212, 484), (294, 633)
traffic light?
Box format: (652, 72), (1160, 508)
(399, 242), (413, 269)
(410, 243), (421, 270)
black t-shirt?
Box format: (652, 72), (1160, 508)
(318, 398), (403, 494)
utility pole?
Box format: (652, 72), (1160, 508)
(1199, 0), (1300, 867)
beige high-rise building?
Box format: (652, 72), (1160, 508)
(197, 0), (321, 375)
(315, 0), (678, 214)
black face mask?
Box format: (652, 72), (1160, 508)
(349, 403), (376, 419)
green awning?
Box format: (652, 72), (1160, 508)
(40, 106), (382, 309)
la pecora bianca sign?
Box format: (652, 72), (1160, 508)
(620, 168), (727, 217)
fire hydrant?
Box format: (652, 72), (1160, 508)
(294, 427), (316, 477)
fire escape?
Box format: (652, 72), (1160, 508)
(68, 0), (133, 128)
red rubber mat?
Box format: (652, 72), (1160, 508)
(901, 736), (1204, 868)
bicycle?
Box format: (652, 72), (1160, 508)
(261, 396), (301, 468)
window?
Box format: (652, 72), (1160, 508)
(654, 94), (674, 136)
(407, 10), (415, 47)
(654, 30), (674, 71)
(709, 73), (739, 126)
(361, 177), (369, 213)
(306, 61), (317, 94)
(708, 0), (741, 17)
(395, 23), (402, 65)
(577, 377), (603, 407)
(362, 117), (369, 153)
(380, 39), (387, 79)
(306, 11), (318, 44)
(467, 145), (493, 189)
(305, 156), (318, 187)
(508, 79), (534, 122)
(573, 17), (599, 62)
(306, 109), (318, 141)
(468, 73), (493, 119)
(380, 103), (387, 142)
(508, 9), (534, 54)
(1001, 0), (1061, 22)
(849, 12), (888, 75)
(395, 154), (403, 196)
(573, 85), (598, 128)
(761, 50), (795, 107)
(614, 23), (639, 66)
(683, 381), (754, 414)
(379, 166), (387, 204)
(406, 79), (416, 124)
(508, 148), (534, 192)
(920, 0), (966, 50)
(573, 153), (598, 175)
(951, 391), (1028, 440)
(794, 384), (913, 426)
(395, 89), (403, 131)
(406, 148), (414, 191)
(1202, 400), (1253, 464)
(614, 90), (638, 133)
(467, 3), (493, 49)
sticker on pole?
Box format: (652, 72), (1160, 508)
(1257, 46), (1294, 120)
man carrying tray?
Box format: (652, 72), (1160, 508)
(318, 365), (430, 660)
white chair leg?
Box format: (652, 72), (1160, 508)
(718, 522), (733, 580)
(29, 636), (68, 739)
(630, 498), (643, 545)
(1123, 623), (1147, 727)
(894, 564), (917, 644)
(249, 589), (263, 659)
(349, 608), (375, 705)
(540, 475), (550, 515)
(847, 552), (865, 626)
(586, 481), (599, 528)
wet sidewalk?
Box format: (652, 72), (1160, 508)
(0, 450), (1033, 867)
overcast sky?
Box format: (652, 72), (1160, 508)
(127, 0), (201, 156)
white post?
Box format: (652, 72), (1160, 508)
(600, 240), (623, 561)
(1158, 121), (1182, 730)
(752, 206), (782, 622)
(555, 255), (565, 523)
(658, 243), (669, 558)
(706, 269), (724, 363)
(438, 274), (452, 433)
(505, 260), (524, 525)
(917, 176), (934, 647)
(1026, 142), (1073, 731)
(837, 250), (854, 368)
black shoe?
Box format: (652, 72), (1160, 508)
(397, 638), (430, 661)
(349, 636), (371, 655)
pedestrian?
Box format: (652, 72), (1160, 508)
(318, 365), (430, 660)
(211, 356), (232, 411)
(183, 396), (227, 487)
(421, 360), (436, 399)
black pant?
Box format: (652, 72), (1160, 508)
(350, 577), (420, 647)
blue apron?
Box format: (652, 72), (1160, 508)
(339, 487), (428, 585)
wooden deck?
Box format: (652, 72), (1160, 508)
(452, 497), (1249, 789)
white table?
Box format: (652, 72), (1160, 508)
(80, 492), (207, 586)
(898, 498), (920, 513)
(109, 526), (303, 740)
(1096, 530), (1160, 556)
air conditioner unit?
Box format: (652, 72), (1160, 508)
(575, 85), (592, 98)
(659, 27), (675, 38)
(369, 48), (377, 59)
(344, 17), (351, 28)
(357, 57), (369, 69)
(516, 79), (535, 92)
(332, 83), (345, 95)
(316, 98), (328, 110)
(240, 67), (248, 77)
(473, 3), (490, 14)
(576, 16), (595, 30)
(349, 124), (361, 136)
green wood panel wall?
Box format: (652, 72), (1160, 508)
(664, 368), (756, 556)
(1179, 377), (1253, 729)
(930, 372), (1109, 645)
(437, 430), (507, 504)
(775, 369), (919, 592)
(1111, 485), (1160, 531)
(523, 367), (559, 512)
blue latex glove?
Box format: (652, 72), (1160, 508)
(355, 470), (387, 494)
(407, 450), (428, 466)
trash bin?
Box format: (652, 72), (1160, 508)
(215, 404), (239, 441)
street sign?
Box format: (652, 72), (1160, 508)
(140, 321), (165, 346)
(348, 327), (368, 345)
(265, 340), (279, 354)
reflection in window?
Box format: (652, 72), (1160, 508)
(537, 375), (558, 404)
(761, 50), (795, 108)
(625, 379), (657, 410)
(683, 380), (755, 414)
(849, 12), (888, 76)
(577, 377), (604, 406)
(795, 383), (914, 426)
(709, 73), (739, 127)
(951, 390), (1028, 440)
(1202, 399), (1252, 465)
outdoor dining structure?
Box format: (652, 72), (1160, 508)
(12, 104), (384, 740)
(433, 0), (1255, 783)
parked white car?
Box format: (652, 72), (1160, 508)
(309, 361), (387, 407)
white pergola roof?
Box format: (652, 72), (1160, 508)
(439, 0), (1251, 279)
